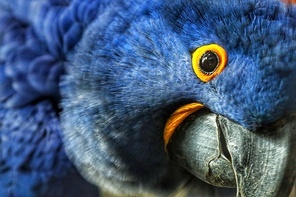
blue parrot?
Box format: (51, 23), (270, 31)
(0, 0), (296, 196)
(60, 0), (296, 196)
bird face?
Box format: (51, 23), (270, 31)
(61, 0), (296, 196)
(165, 0), (296, 129)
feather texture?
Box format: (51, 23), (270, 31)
(0, 0), (295, 196)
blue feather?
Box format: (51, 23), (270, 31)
(1, 0), (296, 196)
(60, 0), (296, 195)
(0, 0), (101, 196)
(0, 101), (99, 196)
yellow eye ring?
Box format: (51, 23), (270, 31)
(192, 44), (228, 82)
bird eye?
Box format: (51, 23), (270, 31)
(192, 44), (228, 82)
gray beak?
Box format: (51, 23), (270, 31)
(167, 110), (296, 197)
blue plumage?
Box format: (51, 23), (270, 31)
(0, 0), (296, 196)
(0, 0), (100, 196)
(0, 0), (101, 108)
(0, 101), (98, 196)
(61, 0), (296, 195)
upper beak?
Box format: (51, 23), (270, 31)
(165, 107), (296, 196)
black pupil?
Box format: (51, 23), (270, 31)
(199, 51), (219, 74)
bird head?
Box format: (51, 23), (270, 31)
(61, 0), (296, 196)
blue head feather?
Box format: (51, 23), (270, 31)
(166, 0), (296, 129)
(61, 0), (296, 195)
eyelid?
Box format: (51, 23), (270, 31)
(192, 44), (228, 82)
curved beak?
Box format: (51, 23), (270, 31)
(166, 109), (296, 196)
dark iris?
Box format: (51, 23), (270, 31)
(199, 51), (219, 74)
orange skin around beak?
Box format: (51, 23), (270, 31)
(163, 102), (204, 147)
(282, 0), (296, 4)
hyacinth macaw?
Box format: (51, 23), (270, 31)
(0, 0), (296, 197)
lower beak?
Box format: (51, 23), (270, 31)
(166, 108), (296, 196)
